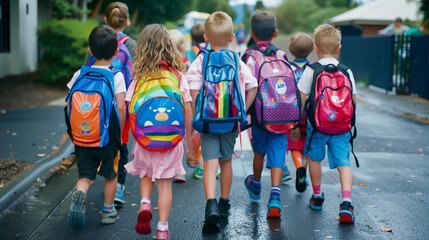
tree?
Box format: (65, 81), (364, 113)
(195, 0), (236, 19)
(420, 0), (429, 33)
(255, 0), (265, 10)
(243, 4), (251, 32)
(88, 0), (193, 26)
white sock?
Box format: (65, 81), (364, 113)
(141, 197), (151, 205)
(157, 221), (168, 231)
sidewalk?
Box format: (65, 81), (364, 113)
(0, 84), (428, 238)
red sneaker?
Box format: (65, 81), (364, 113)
(135, 202), (152, 234)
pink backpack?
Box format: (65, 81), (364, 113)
(245, 42), (301, 134)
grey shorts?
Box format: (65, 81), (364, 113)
(200, 130), (238, 161)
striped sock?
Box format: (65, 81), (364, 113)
(103, 203), (114, 212)
(342, 190), (352, 203)
(270, 186), (281, 199)
(250, 177), (261, 191)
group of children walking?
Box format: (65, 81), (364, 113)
(64, 2), (357, 239)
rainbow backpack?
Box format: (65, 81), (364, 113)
(193, 49), (247, 134)
(65, 66), (121, 148)
(129, 62), (185, 151)
(245, 42), (301, 134)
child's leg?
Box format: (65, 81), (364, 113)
(291, 150), (303, 169)
(309, 159), (322, 194)
(219, 158), (232, 199)
(253, 151), (265, 181)
(203, 158), (219, 200)
(104, 176), (118, 206)
(136, 177), (154, 235)
(157, 178), (172, 222)
(271, 167), (283, 187)
(337, 166), (353, 201)
(76, 178), (94, 193)
(140, 177), (154, 199)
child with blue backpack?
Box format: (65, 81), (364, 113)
(84, 1), (136, 207)
(298, 24), (357, 224)
(281, 32), (314, 193)
(186, 11), (257, 233)
(243, 10), (302, 219)
(66, 25), (126, 228)
(125, 24), (192, 240)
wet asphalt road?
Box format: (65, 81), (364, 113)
(1, 94), (429, 239)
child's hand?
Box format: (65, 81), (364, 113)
(289, 128), (301, 141)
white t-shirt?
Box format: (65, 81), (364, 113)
(298, 58), (357, 95)
(67, 66), (126, 95)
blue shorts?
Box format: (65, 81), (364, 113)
(251, 126), (288, 169)
(304, 124), (351, 169)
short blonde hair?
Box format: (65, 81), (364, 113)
(205, 11), (233, 47)
(289, 32), (314, 59)
(314, 24), (341, 55)
(168, 29), (185, 52)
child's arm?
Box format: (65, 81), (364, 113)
(245, 87), (257, 111)
(184, 101), (193, 150)
(190, 90), (199, 115)
(353, 95), (356, 106)
(300, 91), (307, 113)
(116, 92), (126, 138)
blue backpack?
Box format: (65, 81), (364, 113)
(192, 49), (247, 134)
(111, 33), (133, 89)
(65, 66), (121, 148)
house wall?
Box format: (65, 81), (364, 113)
(362, 24), (386, 36)
(0, 0), (38, 79)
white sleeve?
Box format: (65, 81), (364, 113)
(67, 70), (81, 89)
(297, 67), (314, 94)
(113, 72), (126, 94)
(347, 69), (357, 94)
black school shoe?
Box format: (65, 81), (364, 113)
(219, 198), (230, 218)
(202, 198), (220, 233)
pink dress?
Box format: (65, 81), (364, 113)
(124, 74), (192, 181)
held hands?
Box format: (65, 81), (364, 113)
(289, 128), (301, 142)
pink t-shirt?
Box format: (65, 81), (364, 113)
(124, 72), (191, 182)
(186, 53), (258, 103)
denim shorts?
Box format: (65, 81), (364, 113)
(251, 126), (288, 169)
(304, 124), (351, 169)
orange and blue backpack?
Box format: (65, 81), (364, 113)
(65, 66), (121, 148)
(128, 62), (185, 151)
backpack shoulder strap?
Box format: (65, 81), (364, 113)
(118, 34), (131, 44)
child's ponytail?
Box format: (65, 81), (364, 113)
(105, 2), (129, 30)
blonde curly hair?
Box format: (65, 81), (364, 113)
(132, 24), (184, 80)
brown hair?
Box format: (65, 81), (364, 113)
(105, 2), (129, 29)
(205, 11), (233, 47)
(314, 24), (341, 55)
(289, 32), (314, 59)
(191, 23), (205, 44)
(132, 24), (184, 80)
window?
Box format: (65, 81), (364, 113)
(0, 0), (10, 52)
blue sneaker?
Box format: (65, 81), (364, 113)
(244, 175), (261, 200)
(339, 201), (355, 224)
(267, 197), (281, 218)
(193, 166), (203, 179)
(114, 184), (125, 205)
(68, 190), (86, 228)
(309, 193), (325, 211)
(281, 165), (292, 184)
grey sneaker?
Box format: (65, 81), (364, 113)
(101, 208), (119, 225)
(68, 190), (86, 228)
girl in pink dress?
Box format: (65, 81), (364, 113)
(125, 24), (192, 240)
